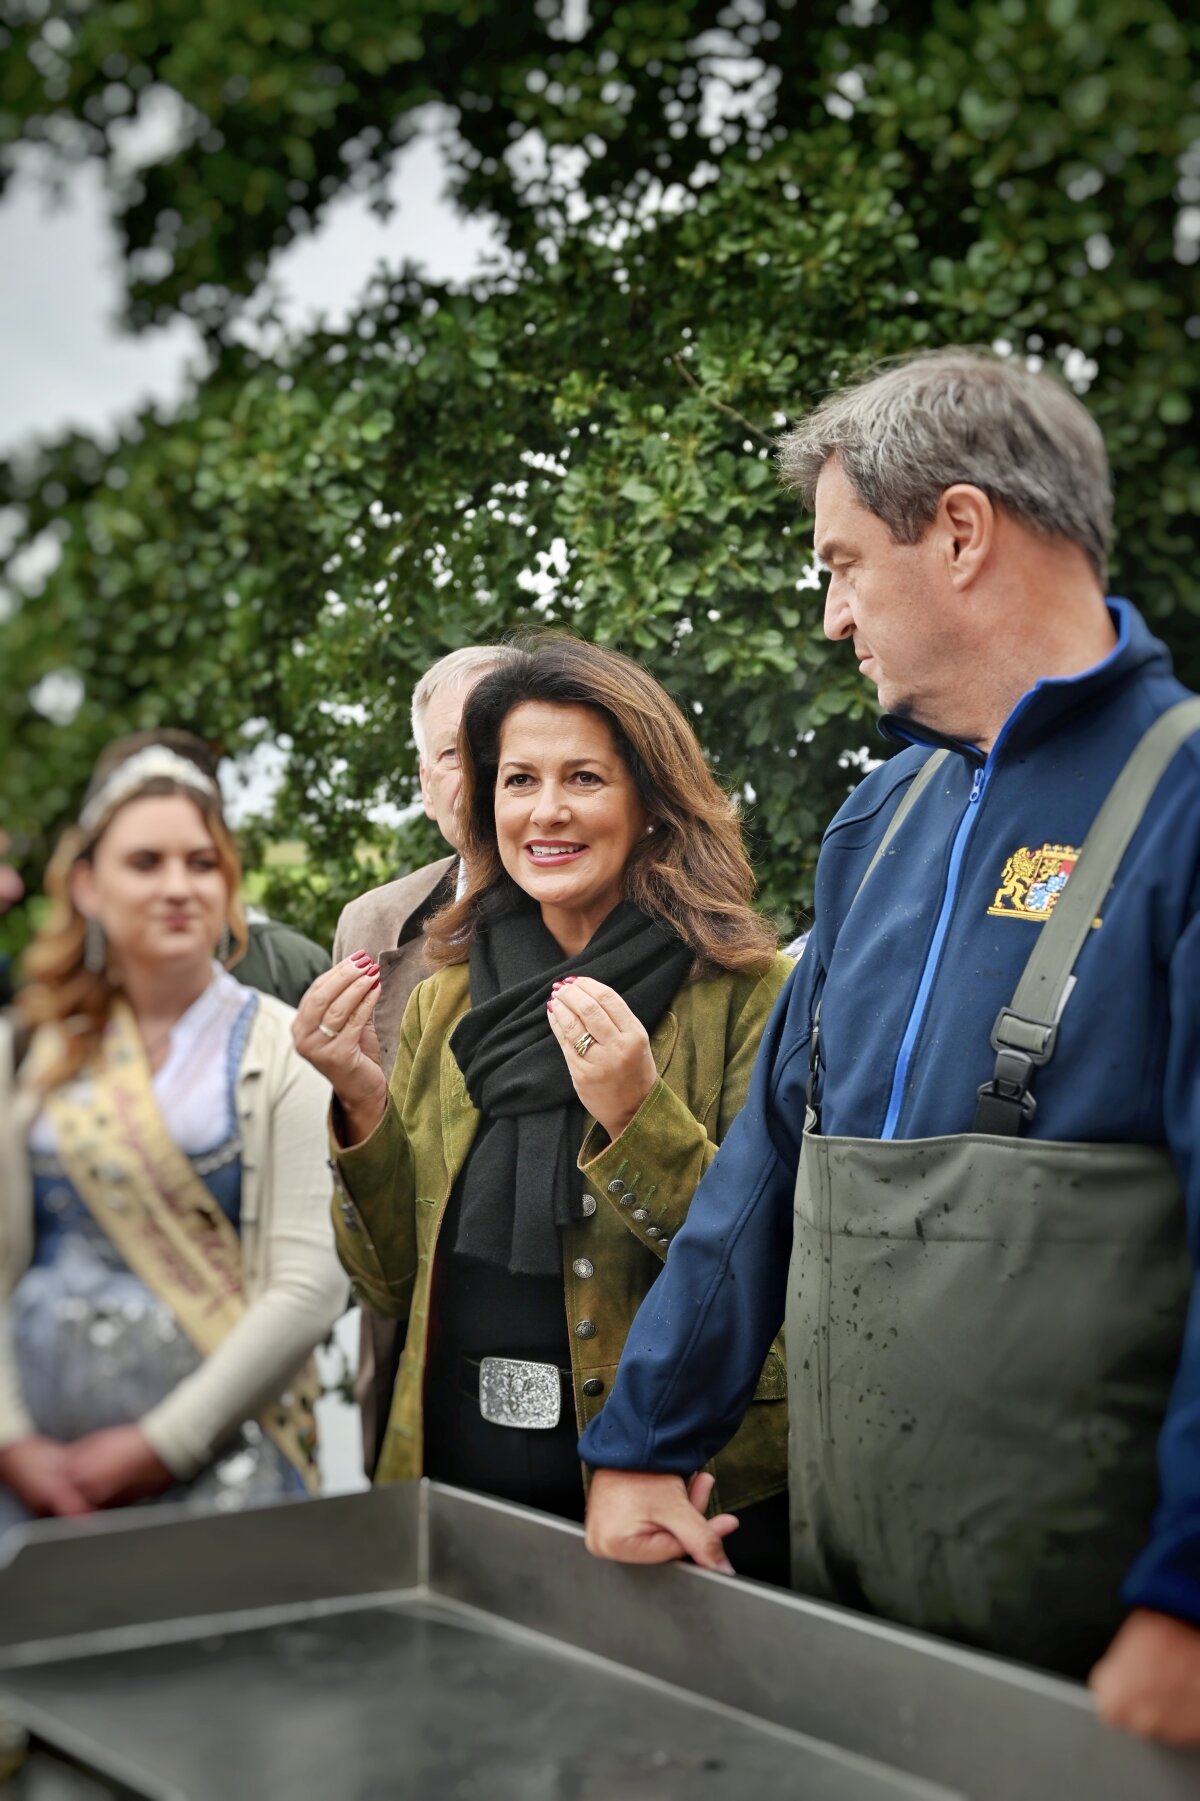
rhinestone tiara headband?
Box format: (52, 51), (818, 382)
(79, 747), (220, 833)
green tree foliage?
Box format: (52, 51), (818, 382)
(2, 0), (1198, 949)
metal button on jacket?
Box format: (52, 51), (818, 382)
(607, 1179), (624, 1196)
(631, 1208), (649, 1223)
(574, 1319), (597, 1340)
(620, 1193), (636, 1209)
(582, 1377), (604, 1398)
(572, 1258), (594, 1279)
(581, 1195), (597, 1217)
(645, 1227), (660, 1240)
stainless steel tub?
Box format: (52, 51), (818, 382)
(0, 1483), (1195, 1799)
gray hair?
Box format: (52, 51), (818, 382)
(777, 350), (1112, 583)
(411, 644), (521, 758)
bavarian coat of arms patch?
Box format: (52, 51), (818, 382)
(987, 843), (1080, 921)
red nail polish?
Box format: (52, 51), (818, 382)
(370, 977), (381, 989)
(563, 974), (578, 984)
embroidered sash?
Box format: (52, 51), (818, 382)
(41, 1002), (320, 1492)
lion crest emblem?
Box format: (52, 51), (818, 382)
(987, 843), (1080, 922)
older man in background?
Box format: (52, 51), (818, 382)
(582, 350), (1200, 1745)
(333, 645), (518, 1473)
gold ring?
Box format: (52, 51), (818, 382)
(573, 1032), (595, 1057)
(317, 1021), (339, 1039)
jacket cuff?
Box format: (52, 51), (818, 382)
(0, 1400), (36, 1454)
(1122, 1530), (1200, 1630)
(579, 1076), (711, 1255)
(330, 1092), (405, 1202)
(577, 1404), (692, 1475)
(0, 1319), (36, 1451)
(329, 1094), (413, 1316)
(138, 1402), (206, 1482)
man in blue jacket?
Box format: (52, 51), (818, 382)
(580, 350), (1200, 1745)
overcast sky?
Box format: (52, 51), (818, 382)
(0, 121), (500, 459)
(0, 119), (503, 820)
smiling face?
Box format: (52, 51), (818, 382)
(71, 793), (230, 980)
(816, 456), (954, 721)
(494, 701), (649, 954)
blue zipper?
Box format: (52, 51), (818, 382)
(875, 610), (1131, 1140)
(879, 762), (987, 1140)
(879, 681), (1044, 1138)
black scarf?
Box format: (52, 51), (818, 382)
(449, 892), (693, 1276)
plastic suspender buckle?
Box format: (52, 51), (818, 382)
(973, 1008), (1058, 1136)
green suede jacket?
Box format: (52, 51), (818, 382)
(331, 952), (793, 1510)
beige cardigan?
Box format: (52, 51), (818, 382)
(0, 995), (348, 1479)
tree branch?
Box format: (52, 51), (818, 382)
(672, 354), (775, 446)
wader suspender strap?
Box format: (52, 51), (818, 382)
(974, 696), (1200, 1135)
(807, 751), (950, 1110)
(855, 751), (952, 900)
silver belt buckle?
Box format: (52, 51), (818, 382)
(478, 1356), (562, 1430)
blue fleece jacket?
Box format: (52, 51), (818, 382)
(579, 599), (1200, 1628)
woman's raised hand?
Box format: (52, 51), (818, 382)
(292, 952), (388, 1145)
(547, 976), (658, 1144)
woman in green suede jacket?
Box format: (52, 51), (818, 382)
(295, 637), (793, 1580)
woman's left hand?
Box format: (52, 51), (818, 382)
(547, 976), (658, 1143)
(64, 1425), (176, 1509)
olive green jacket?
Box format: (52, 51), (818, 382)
(331, 953), (793, 1511)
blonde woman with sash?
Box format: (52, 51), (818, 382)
(0, 733), (347, 1531)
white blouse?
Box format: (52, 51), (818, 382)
(29, 963), (253, 1161)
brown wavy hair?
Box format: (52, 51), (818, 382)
(425, 635), (778, 975)
(19, 730), (249, 1093)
